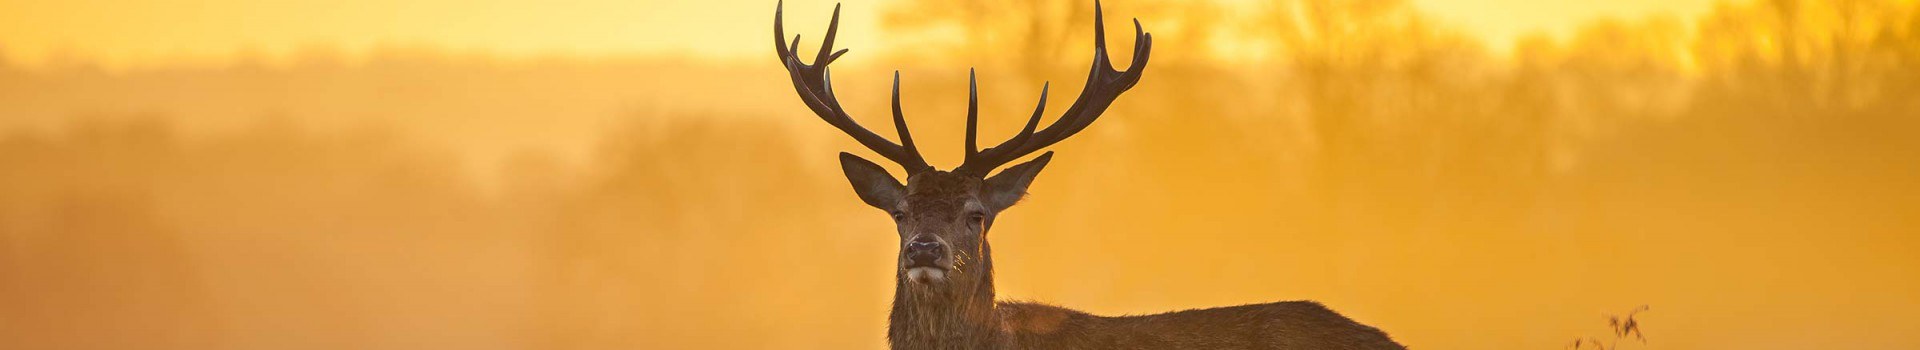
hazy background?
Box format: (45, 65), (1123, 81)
(2, 0), (1916, 349)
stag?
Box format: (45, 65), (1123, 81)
(775, 1), (1405, 349)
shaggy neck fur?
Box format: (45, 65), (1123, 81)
(889, 242), (1003, 350)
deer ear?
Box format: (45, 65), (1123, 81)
(840, 152), (906, 210)
(983, 152), (1052, 211)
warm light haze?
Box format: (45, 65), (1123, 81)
(3, 0), (1720, 68)
(2, 0), (1916, 349)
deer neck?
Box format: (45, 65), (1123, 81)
(889, 243), (1002, 350)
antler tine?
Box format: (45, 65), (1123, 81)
(953, 0), (1151, 176)
(774, 0), (790, 59)
(1092, 0), (1113, 72)
(775, 1), (932, 174)
(817, 3), (841, 64)
(965, 69), (980, 158)
(891, 71), (928, 170)
(1011, 83), (1049, 148)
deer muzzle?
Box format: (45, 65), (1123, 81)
(903, 238), (948, 283)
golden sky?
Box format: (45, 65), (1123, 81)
(1, 0), (1722, 69)
(4, 0), (1917, 349)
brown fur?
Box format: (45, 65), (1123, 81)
(872, 172), (1405, 350)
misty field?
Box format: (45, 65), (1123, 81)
(2, 0), (1917, 348)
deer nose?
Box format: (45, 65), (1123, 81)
(907, 241), (943, 253)
(905, 238), (945, 265)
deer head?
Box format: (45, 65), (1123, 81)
(774, 0), (1149, 303)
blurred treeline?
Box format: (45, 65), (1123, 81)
(2, 0), (1917, 349)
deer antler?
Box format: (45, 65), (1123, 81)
(775, 1), (1150, 177)
(952, 0), (1152, 177)
(775, 1), (932, 174)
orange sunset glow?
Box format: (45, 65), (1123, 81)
(2, 0), (1916, 349)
